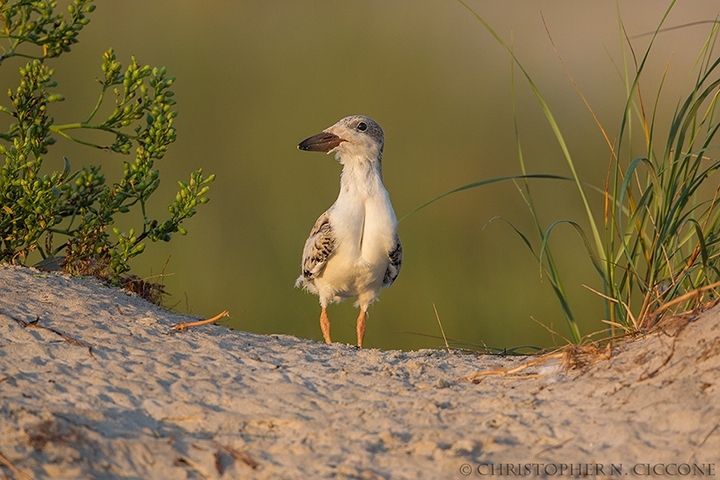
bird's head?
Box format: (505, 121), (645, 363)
(298, 115), (384, 166)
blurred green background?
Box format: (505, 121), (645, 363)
(5, 1), (718, 350)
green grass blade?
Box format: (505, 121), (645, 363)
(399, 173), (573, 222)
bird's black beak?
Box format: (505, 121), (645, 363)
(298, 131), (345, 153)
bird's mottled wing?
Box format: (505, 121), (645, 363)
(300, 211), (336, 281)
(383, 234), (402, 287)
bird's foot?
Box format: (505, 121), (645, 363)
(356, 310), (366, 348)
(320, 307), (331, 344)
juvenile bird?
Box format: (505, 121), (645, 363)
(296, 115), (402, 348)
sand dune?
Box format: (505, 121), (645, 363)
(0, 264), (718, 479)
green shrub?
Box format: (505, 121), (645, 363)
(0, 0), (214, 282)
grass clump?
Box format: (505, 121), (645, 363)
(0, 0), (214, 286)
(409, 1), (720, 343)
(602, 12), (720, 333)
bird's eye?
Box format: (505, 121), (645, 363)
(357, 122), (367, 132)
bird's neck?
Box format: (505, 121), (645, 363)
(339, 159), (384, 199)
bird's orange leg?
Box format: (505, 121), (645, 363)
(320, 307), (331, 344)
(356, 310), (367, 348)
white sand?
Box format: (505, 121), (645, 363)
(0, 264), (718, 479)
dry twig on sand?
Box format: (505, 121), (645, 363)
(212, 441), (259, 470)
(6, 314), (94, 358)
(171, 310), (229, 331)
(0, 450), (31, 480)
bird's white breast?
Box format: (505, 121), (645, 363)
(317, 162), (397, 300)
